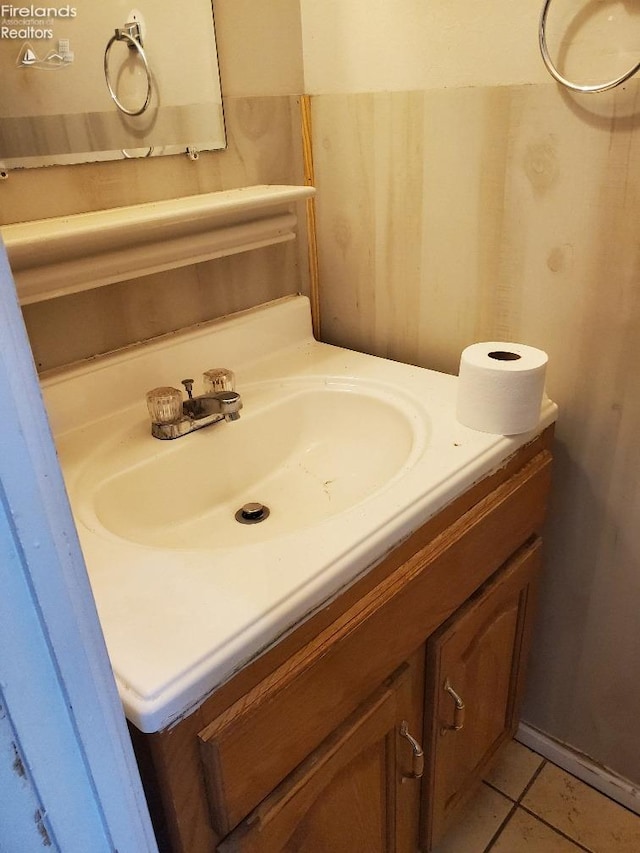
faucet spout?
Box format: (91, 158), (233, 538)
(185, 389), (242, 421)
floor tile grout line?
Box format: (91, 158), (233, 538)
(449, 744), (640, 853)
(516, 757), (547, 803)
(482, 756), (549, 852)
(518, 803), (596, 853)
(481, 755), (547, 807)
(482, 799), (519, 853)
(482, 778), (517, 802)
(522, 748), (640, 846)
(517, 755), (594, 852)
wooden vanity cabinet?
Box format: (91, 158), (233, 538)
(131, 429), (553, 853)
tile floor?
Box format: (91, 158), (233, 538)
(432, 739), (640, 852)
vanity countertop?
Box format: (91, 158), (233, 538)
(42, 295), (557, 732)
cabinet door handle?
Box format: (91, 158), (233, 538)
(442, 679), (466, 732)
(399, 720), (424, 780)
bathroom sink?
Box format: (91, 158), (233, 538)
(43, 295), (557, 732)
(79, 379), (422, 550)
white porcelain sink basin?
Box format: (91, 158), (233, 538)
(42, 295), (557, 732)
(83, 379), (423, 549)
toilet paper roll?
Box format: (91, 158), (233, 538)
(456, 342), (548, 435)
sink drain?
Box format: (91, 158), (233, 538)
(235, 502), (270, 524)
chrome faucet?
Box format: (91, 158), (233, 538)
(146, 371), (242, 440)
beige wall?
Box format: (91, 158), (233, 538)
(301, 2), (640, 786)
(300, 0), (640, 92)
(5, 0), (639, 791)
(0, 0), (306, 371)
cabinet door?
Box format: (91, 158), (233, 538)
(421, 539), (541, 850)
(218, 651), (425, 853)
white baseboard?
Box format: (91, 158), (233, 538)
(517, 722), (640, 816)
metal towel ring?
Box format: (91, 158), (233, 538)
(104, 23), (152, 116)
(539, 0), (640, 93)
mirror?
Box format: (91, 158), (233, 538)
(0, 1), (226, 169)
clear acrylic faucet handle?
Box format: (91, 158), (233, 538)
(146, 386), (182, 424)
(203, 368), (235, 393)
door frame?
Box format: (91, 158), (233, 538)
(0, 239), (157, 852)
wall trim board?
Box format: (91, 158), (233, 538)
(300, 95), (321, 338)
(517, 723), (640, 816)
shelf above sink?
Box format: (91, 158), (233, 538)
(1, 184), (315, 305)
